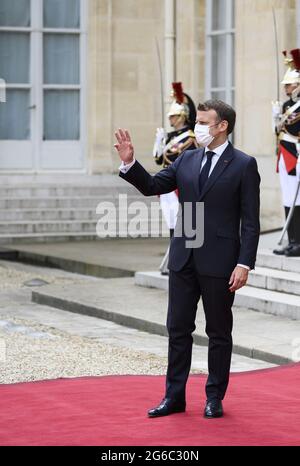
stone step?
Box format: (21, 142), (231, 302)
(0, 185), (139, 197)
(0, 206), (164, 222)
(248, 266), (300, 296)
(0, 220), (98, 235)
(0, 195), (155, 210)
(135, 271), (169, 291)
(135, 271), (300, 320)
(31, 276), (300, 365)
(5, 237), (168, 275)
(0, 219), (168, 235)
(136, 266), (300, 297)
(0, 208), (99, 222)
(0, 232), (100, 244)
(257, 249), (300, 273)
(235, 286), (300, 320)
(0, 231), (169, 245)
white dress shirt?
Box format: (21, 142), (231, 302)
(119, 142), (250, 271)
(119, 158), (136, 174)
(201, 140), (229, 176)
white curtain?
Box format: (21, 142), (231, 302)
(0, 0), (81, 141)
(0, 32), (30, 83)
(43, 0), (80, 28)
(44, 90), (80, 140)
(212, 34), (227, 89)
(0, 90), (30, 140)
(44, 34), (79, 85)
(212, 0), (227, 31)
(0, 0), (30, 27)
(0, 0), (30, 140)
(43, 1), (81, 140)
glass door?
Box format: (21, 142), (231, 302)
(0, 0), (33, 169)
(0, 0), (86, 172)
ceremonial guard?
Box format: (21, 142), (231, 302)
(273, 49), (300, 256)
(152, 83), (196, 273)
(153, 83), (196, 238)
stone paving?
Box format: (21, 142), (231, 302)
(0, 259), (275, 384)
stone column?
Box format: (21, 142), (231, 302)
(176, 0), (206, 107)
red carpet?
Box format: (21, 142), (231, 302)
(0, 364), (300, 446)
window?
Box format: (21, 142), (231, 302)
(0, 0), (86, 171)
(205, 0), (235, 106)
(43, 0), (81, 141)
(0, 0), (31, 140)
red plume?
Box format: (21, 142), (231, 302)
(172, 82), (185, 104)
(290, 49), (300, 70)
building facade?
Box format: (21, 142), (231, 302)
(0, 0), (299, 230)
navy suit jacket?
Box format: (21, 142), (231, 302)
(119, 142), (261, 278)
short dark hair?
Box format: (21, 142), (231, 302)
(197, 100), (236, 135)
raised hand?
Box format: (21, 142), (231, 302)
(114, 129), (134, 164)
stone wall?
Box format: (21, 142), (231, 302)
(87, 0), (205, 175)
(235, 0), (297, 230)
(87, 0), (297, 231)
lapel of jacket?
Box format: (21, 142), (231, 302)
(192, 148), (206, 198)
(199, 142), (235, 201)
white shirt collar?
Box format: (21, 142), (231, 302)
(205, 140), (229, 157)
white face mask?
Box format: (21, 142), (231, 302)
(194, 123), (215, 147)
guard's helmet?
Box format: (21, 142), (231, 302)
(282, 49), (300, 84)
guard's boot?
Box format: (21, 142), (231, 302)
(285, 206), (300, 257)
(273, 207), (296, 255)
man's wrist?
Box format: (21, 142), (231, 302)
(119, 158), (136, 174)
(237, 264), (250, 271)
(124, 158), (134, 166)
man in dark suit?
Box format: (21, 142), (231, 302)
(115, 100), (260, 419)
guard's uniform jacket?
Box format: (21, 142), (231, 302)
(155, 126), (196, 168)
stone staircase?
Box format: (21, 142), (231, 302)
(235, 249), (300, 319)
(0, 175), (169, 243)
(135, 248), (300, 320)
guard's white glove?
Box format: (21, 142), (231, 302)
(153, 127), (166, 157)
(297, 163), (300, 181)
(272, 101), (282, 134)
(296, 143), (300, 181)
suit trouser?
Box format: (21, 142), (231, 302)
(166, 252), (235, 402)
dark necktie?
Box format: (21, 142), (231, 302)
(199, 151), (215, 194)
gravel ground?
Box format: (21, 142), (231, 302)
(0, 261), (173, 384)
(0, 259), (272, 385)
(0, 260), (93, 289)
(0, 315), (170, 384)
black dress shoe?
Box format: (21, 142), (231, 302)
(204, 399), (223, 419)
(285, 244), (300, 257)
(273, 244), (294, 255)
(148, 398), (186, 418)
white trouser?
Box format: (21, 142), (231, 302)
(159, 191), (179, 230)
(279, 154), (300, 207)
